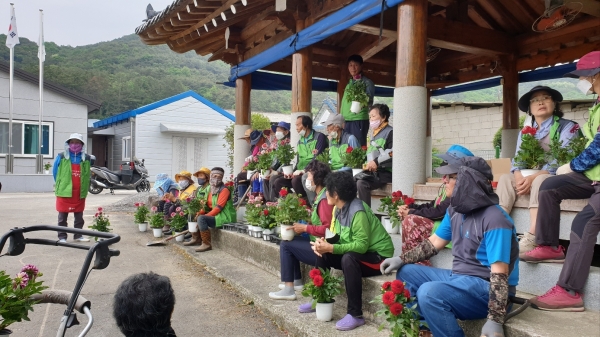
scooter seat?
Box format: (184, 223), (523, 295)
(94, 166), (122, 177)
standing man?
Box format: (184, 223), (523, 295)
(339, 55), (375, 146)
(53, 133), (93, 243)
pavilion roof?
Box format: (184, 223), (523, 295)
(136, 0), (600, 89)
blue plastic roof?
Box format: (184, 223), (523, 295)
(93, 90), (234, 128)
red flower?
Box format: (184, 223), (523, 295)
(521, 126), (537, 136)
(279, 188), (288, 198)
(391, 280), (404, 295)
(186, 197), (192, 203)
(299, 198), (306, 206)
(346, 146), (353, 153)
(94, 213), (98, 217)
(392, 191), (403, 198)
(382, 291), (396, 306)
(313, 275), (324, 287)
(361, 145), (368, 151)
(403, 197), (415, 206)
(97, 207), (103, 212)
(263, 209), (269, 216)
(389, 302), (404, 316)
(309, 268), (321, 279)
(403, 288), (411, 299)
(134, 202), (139, 207)
(382, 281), (392, 290)
(570, 124), (580, 133)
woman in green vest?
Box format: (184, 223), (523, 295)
(268, 161), (334, 303)
(53, 133), (92, 243)
(311, 171), (394, 331)
(195, 167), (236, 253)
(523, 51), (600, 312)
(339, 54), (375, 146)
(184, 167), (211, 247)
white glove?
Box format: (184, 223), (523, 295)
(292, 170), (304, 176)
(380, 257), (404, 275)
(245, 155), (253, 162)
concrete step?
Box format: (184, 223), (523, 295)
(179, 228), (600, 337)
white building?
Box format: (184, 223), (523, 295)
(0, 61), (101, 192)
(91, 91), (234, 181)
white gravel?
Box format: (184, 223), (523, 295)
(102, 191), (158, 213)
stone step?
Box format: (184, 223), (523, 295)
(177, 229), (600, 337)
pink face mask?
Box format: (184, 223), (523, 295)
(69, 143), (83, 153)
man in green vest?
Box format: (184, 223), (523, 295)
(522, 51), (600, 312)
(53, 133), (92, 243)
(324, 113), (360, 171)
(339, 54), (375, 147)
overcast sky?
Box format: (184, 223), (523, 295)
(1, 0), (176, 46)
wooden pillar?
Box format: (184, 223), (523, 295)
(233, 75), (251, 175)
(290, 18), (313, 149)
(337, 63), (349, 113)
(392, 0), (428, 195)
(501, 55), (519, 158)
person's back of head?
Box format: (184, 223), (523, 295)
(113, 272), (176, 337)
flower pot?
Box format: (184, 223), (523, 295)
(381, 216), (399, 234)
(138, 222), (148, 232)
(174, 232), (185, 242)
(188, 221), (198, 233)
(251, 227), (263, 238)
(261, 169), (271, 179)
(274, 226), (281, 235)
(247, 170), (256, 180)
(350, 101), (362, 113)
(44, 170), (50, 175)
(281, 165), (294, 175)
(0, 328), (12, 335)
(352, 168), (363, 177)
(262, 228), (274, 241)
(152, 228), (163, 238)
(316, 302), (335, 322)
(520, 169), (541, 177)
(280, 224), (295, 241)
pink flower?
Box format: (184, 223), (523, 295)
(570, 124), (580, 133)
(21, 264), (39, 279)
(98, 207), (103, 212)
(262, 143), (268, 149)
(151, 206), (158, 212)
(179, 212), (184, 216)
(13, 272), (29, 289)
(253, 157), (258, 162)
(171, 212), (176, 217)
(176, 207), (182, 212)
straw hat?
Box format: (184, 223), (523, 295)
(174, 170), (193, 182)
(238, 129), (254, 139)
(193, 167), (211, 178)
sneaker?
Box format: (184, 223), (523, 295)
(518, 232), (537, 254)
(298, 302), (316, 313)
(74, 237), (90, 242)
(335, 314), (365, 331)
(530, 285), (584, 312)
(520, 245), (565, 263)
(268, 289), (296, 301)
(58, 239), (67, 243)
(278, 282), (304, 291)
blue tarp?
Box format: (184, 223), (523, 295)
(228, 0), (405, 82)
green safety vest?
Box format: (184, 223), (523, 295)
(340, 79), (370, 122)
(366, 125), (393, 172)
(210, 185), (237, 228)
(309, 187), (328, 241)
(582, 103), (600, 181)
(195, 184), (210, 201)
(297, 130), (318, 170)
(329, 132), (352, 170)
(55, 154), (91, 199)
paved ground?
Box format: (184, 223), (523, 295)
(0, 191), (287, 337)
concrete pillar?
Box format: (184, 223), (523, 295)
(392, 0), (428, 195)
(501, 55), (519, 158)
(234, 75), (251, 174)
(501, 129), (519, 158)
(426, 90), (433, 178)
(290, 19), (313, 150)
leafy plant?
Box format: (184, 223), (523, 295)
(431, 148), (444, 170)
(371, 280), (423, 337)
(316, 149), (331, 166)
(245, 156), (258, 171)
(256, 145), (274, 171)
(258, 202), (278, 230)
(169, 207), (187, 232)
(342, 146), (367, 169)
(244, 194), (264, 226)
(0, 265), (48, 331)
(513, 126), (546, 170)
(301, 268), (344, 307)
(493, 115), (526, 149)
(148, 207), (165, 229)
(547, 134), (587, 168)
(43, 162), (52, 170)
(88, 207), (111, 241)
(182, 197), (205, 221)
(133, 202), (149, 224)
(345, 80), (369, 108)
(274, 188), (309, 225)
(272, 139), (295, 166)
(378, 191), (415, 228)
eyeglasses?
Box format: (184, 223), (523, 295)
(530, 95), (552, 104)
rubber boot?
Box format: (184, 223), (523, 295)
(162, 224), (171, 234)
(183, 232), (201, 246)
(195, 230), (212, 252)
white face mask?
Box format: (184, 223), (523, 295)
(179, 180), (190, 189)
(305, 178), (316, 192)
(275, 131), (285, 140)
(329, 131), (338, 139)
(577, 79), (594, 95)
(299, 129), (306, 137)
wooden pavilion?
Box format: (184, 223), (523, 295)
(136, 0), (600, 194)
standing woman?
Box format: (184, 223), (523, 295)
(53, 133), (93, 243)
(339, 54), (375, 146)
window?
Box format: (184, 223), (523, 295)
(122, 136), (131, 161)
(0, 119), (53, 157)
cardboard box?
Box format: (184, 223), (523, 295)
(486, 158), (512, 182)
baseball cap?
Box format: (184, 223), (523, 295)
(322, 113), (345, 127)
(564, 51), (600, 78)
(271, 121), (291, 132)
(435, 144), (474, 163)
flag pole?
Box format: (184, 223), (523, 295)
(37, 9), (44, 173)
(6, 3), (16, 174)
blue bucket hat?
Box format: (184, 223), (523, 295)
(271, 121), (291, 132)
(250, 130), (262, 146)
(435, 144), (474, 163)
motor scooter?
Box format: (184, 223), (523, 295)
(89, 157), (150, 194)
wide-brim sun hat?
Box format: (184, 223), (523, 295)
(518, 85), (563, 112)
(238, 128), (254, 140)
(174, 170), (193, 182)
(564, 51), (600, 78)
(66, 133), (85, 144)
(250, 130), (262, 145)
(193, 167), (211, 178)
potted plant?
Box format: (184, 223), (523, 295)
(273, 139), (295, 175)
(315, 149), (330, 166)
(342, 146), (367, 176)
(345, 80), (369, 113)
(169, 207), (187, 242)
(245, 156), (258, 179)
(371, 280), (423, 337)
(244, 194), (263, 236)
(88, 207), (110, 241)
(513, 126), (547, 177)
(182, 197), (205, 233)
(0, 265), (48, 335)
(134, 202), (150, 232)
(301, 268), (345, 321)
(258, 202), (278, 240)
(274, 188), (309, 241)
(256, 145), (274, 178)
(377, 190), (414, 234)
(149, 207), (165, 238)
(547, 134), (587, 168)
(43, 162), (52, 175)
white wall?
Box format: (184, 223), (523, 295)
(0, 72), (89, 174)
(134, 96), (232, 181)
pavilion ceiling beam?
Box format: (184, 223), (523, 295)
(517, 39), (600, 71)
(243, 29), (294, 60)
(474, 0), (523, 34)
(568, 0), (600, 18)
(517, 17), (600, 55)
(242, 21), (285, 51)
(306, 0), (354, 21)
(467, 4), (503, 31)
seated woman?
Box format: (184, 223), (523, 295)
(397, 145), (473, 266)
(268, 161), (333, 301)
(311, 171), (394, 331)
(153, 173), (179, 213)
(184, 167), (212, 247)
(162, 170), (197, 233)
(195, 167), (237, 253)
(234, 129), (264, 204)
(496, 85), (579, 254)
(263, 121), (291, 202)
(356, 104), (393, 207)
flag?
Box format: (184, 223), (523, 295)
(6, 5), (20, 48)
(38, 11), (45, 61)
